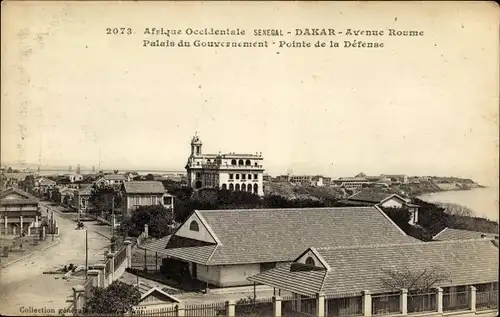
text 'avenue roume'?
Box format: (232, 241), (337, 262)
(142, 28), (424, 37)
(136, 27), (425, 49)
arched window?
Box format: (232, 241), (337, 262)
(195, 180), (202, 189)
(253, 184), (258, 194)
(238, 159), (244, 166)
(222, 184), (227, 190)
(247, 184), (252, 193)
(248, 174), (252, 179)
(229, 183), (234, 191)
(305, 257), (315, 266)
(231, 159), (237, 165)
(241, 185), (246, 192)
(245, 159), (251, 166)
(189, 220), (199, 232)
(235, 184), (240, 191)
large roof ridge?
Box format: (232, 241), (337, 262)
(314, 238), (497, 252)
(198, 206), (377, 213)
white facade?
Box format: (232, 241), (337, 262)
(185, 135), (265, 196)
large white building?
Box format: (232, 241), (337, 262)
(185, 134), (265, 196)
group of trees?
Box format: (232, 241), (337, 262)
(88, 184), (122, 218)
(120, 205), (176, 238)
(163, 182), (351, 224)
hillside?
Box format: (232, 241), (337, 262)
(264, 181), (346, 201)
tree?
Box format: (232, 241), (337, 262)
(6, 167), (13, 173)
(83, 280), (140, 315)
(380, 266), (451, 293)
(145, 173), (155, 181)
(88, 184), (121, 217)
(440, 203), (473, 217)
(23, 175), (36, 193)
(379, 206), (412, 229)
(121, 205), (175, 238)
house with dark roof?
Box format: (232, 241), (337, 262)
(341, 191), (420, 225)
(144, 206), (418, 288)
(248, 239), (499, 316)
(433, 227), (499, 241)
(0, 187), (41, 236)
(121, 181), (174, 215)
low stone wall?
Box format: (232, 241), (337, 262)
(72, 240), (132, 314)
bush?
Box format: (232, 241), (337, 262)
(83, 281), (140, 314)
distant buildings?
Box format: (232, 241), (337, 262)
(185, 134), (265, 196)
(95, 174), (131, 187)
(289, 175), (325, 187)
(342, 190), (420, 225)
(331, 177), (371, 190)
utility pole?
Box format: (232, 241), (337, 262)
(85, 228), (88, 279)
(111, 196), (115, 239)
(77, 191), (81, 223)
(51, 211), (54, 241)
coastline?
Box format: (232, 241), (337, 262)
(418, 186), (499, 222)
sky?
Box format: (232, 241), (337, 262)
(1, 1), (499, 186)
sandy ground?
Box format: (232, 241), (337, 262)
(0, 202), (111, 316)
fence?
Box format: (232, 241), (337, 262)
(114, 245), (127, 269)
(73, 240), (132, 314)
(443, 291), (469, 312)
(105, 258), (112, 279)
(184, 302), (226, 317)
(71, 285), (500, 317)
(282, 294), (317, 317)
(132, 306), (177, 316)
(371, 293), (400, 316)
(325, 294), (363, 316)
(476, 290), (498, 310)
(407, 292), (437, 314)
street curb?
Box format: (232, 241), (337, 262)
(0, 238), (61, 269)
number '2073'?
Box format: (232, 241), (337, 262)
(106, 28), (133, 35)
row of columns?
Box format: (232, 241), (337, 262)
(3, 215), (41, 235)
(220, 286), (481, 317)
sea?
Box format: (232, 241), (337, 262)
(37, 170), (185, 176)
(419, 187), (499, 222)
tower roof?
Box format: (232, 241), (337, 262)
(191, 133), (202, 145)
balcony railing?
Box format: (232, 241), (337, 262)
(200, 163), (264, 169)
